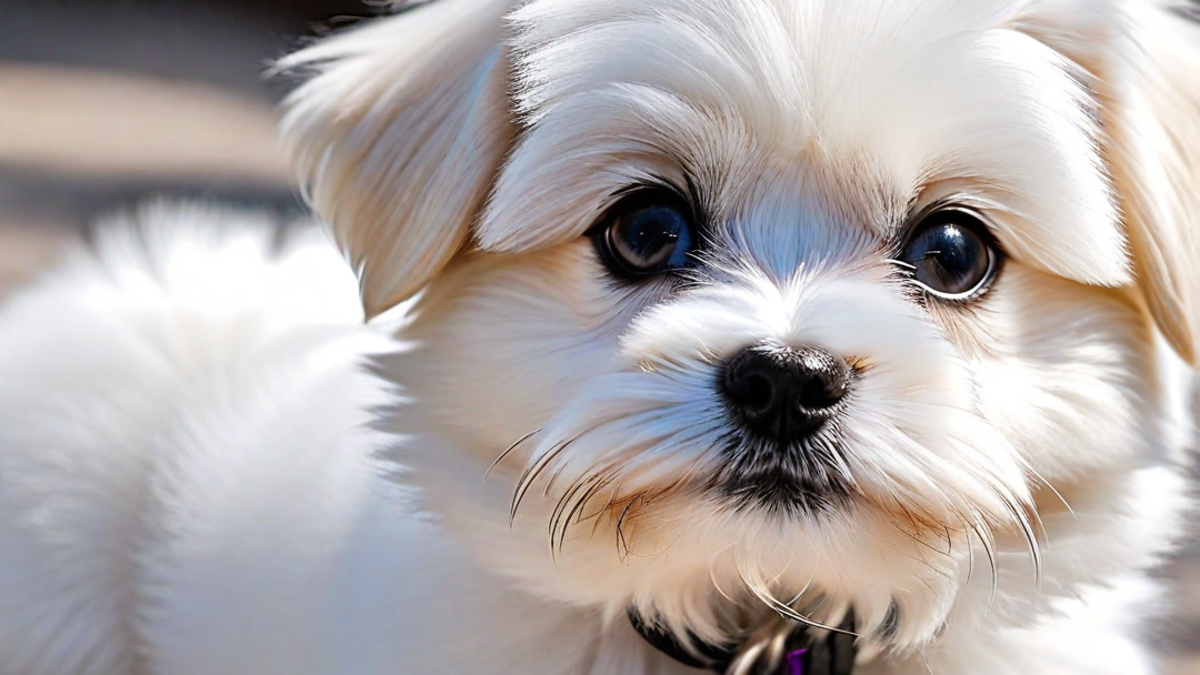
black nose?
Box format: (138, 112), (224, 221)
(721, 343), (851, 441)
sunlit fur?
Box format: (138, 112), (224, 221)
(289, 0), (1200, 669)
(0, 0), (1198, 674)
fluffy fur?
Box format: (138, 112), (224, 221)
(2, 0), (1200, 673)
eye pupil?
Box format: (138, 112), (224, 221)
(593, 189), (697, 278)
(901, 211), (998, 299)
(615, 208), (681, 267)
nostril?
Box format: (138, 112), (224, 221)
(722, 350), (775, 406)
(794, 355), (850, 411)
(734, 370), (776, 418)
(794, 378), (845, 412)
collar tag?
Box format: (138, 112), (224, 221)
(786, 648), (808, 675)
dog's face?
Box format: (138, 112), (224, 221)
(282, 0), (1200, 655)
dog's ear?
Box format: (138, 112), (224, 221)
(279, 0), (516, 318)
(1113, 3), (1200, 365)
(1017, 1), (1200, 363)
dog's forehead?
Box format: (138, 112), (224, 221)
(483, 0), (1126, 285)
(511, 0), (1009, 145)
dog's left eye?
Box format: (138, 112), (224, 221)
(592, 189), (697, 279)
(900, 209), (1000, 300)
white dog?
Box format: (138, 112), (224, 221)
(2, 0), (1199, 673)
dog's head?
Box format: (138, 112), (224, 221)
(281, 0), (1200, 657)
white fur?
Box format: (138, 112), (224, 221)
(2, 0), (1199, 673)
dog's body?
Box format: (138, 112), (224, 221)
(3, 0), (1200, 673)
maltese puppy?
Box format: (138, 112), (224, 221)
(2, 0), (1199, 673)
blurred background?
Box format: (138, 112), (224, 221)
(0, 0), (372, 292)
(0, 1), (1196, 672)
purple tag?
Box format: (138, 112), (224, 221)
(786, 648), (808, 675)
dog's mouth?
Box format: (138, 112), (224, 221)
(713, 430), (855, 517)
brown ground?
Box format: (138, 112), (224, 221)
(0, 1), (1196, 672)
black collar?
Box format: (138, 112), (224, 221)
(627, 609), (737, 671)
(628, 608), (858, 674)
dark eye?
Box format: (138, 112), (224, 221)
(900, 209), (1000, 300)
(591, 189), (697, 279)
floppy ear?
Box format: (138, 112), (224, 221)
(1018, 0), (1200, 364)
(279, 0), (516, 318)
(1112, 2), (1200, 365)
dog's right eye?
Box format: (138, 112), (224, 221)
(591, 189), (698, 279)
